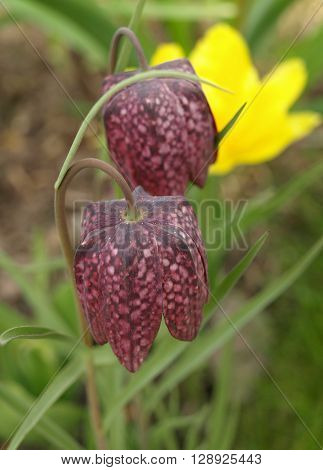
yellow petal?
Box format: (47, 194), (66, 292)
(210, 111), (321, 174)
(189, 23), (258, 87)
(287, 111), (321, 140)
(189, 23), (259, 130)
(260, 58), (308, 111)
(210, 57), (315, 168)
(150, 43), (185, 66)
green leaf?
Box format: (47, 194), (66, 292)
(91, 346), (115, 368)
(0, 382), (82, 449)
(241, 160), (323, 230)
(52, 282), (80, 336)
(0, 303), (25, 330)
(243, 0), (294, 50)
(31, 231), (50, 292)
(215, 103), (247, 147)
(0, 251), (72, 334)
(290, 26), (323, 88)
(3, 0), (113, 66)
(0, 326), (68, 346)
(206, 340), (234, 449)
(115, 0), (147, 73)
(5, 345), (116, 449)
(100, 365), (127, 450)
(7, 356), (84, 449)
(214, 233), (268, 301)
(102, 1), (237, 21)
(103, 337), (187, 431)
(150, 408), (208, 449)
(21, 258), (65, 273)
(185, 405), (211, 450)
(218, 404), (240, 450)
(143, 234), (323, 411)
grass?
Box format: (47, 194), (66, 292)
(235, 164), (323, 450)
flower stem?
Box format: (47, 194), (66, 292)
(109, 27), (148, 74)
(55, 69), (232, 190)
(85, 353), (106, 450)
(55, 159), (136, 450)
(115, 0), (147, 73)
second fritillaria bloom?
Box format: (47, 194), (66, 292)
(74, 188), (208, 372)
(102, 59), (217, 196)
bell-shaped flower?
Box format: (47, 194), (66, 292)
(74, 188), (208, 372)
(102, 58), (217, 196)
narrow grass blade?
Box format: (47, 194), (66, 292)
(218, 404), (240, 450)
(7, 357), (84, 450)
(21, 258), (65, 273)
(102, 366), (127, 450)
(150, 408), (208, 449)
(0, 303), (25, 330)
(206, 340), (234, 449)
(144, 235), (323, 410)
(0, 383), (82, 450)
(103, 339), (187, 431)
(3, 0), (107, 65)
(185, 406), (211, 450)
(103, 1), (237, 21)
(213, 233), (268, 302)
(291, 26), (323, 88)
(115, 0), (146, 72)
(0, 251), (72, 334)
(0, 326), (68, 346)
(215, 103), (246, 147)
(91, 346), (115, 368)
(31, 230), (50, 292)
(244, 0), (294, 50)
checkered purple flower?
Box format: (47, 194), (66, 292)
(74, 187), (208, 372)
(102, 59), (217, 196)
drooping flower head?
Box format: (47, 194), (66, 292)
(102, 29), (217, 196)
(151, 23), (321, 174)
(74, 187), (208, 372)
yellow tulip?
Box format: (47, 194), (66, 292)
(151, 23), (321, 174)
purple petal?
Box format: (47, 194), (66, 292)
(149, 222), (207, 341)
(75, 223), (163, 372)
(80, 200), (127, 242)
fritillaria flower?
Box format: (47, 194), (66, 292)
(102, 28), (217, 196)
(74, 187), (208, 372)
(151, 23), (321, 174)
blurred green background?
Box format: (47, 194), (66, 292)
(0, 0), (322, 450)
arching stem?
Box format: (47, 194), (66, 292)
(54, 158), (136, 450)
(109, 27), (148, 74)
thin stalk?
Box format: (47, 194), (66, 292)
(109, 27), (148, 74)
(55, 158), (136, 450)
(55, 69), (232, 189)
(115, 0), (147, 72)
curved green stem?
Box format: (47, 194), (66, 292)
(115, 0), (147, 73)
(55, 69), (233, 190)
(55, 158), (136, 450)
(109, 27), (148, 74)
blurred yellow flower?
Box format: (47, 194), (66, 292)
(151, 23), (321, 174)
